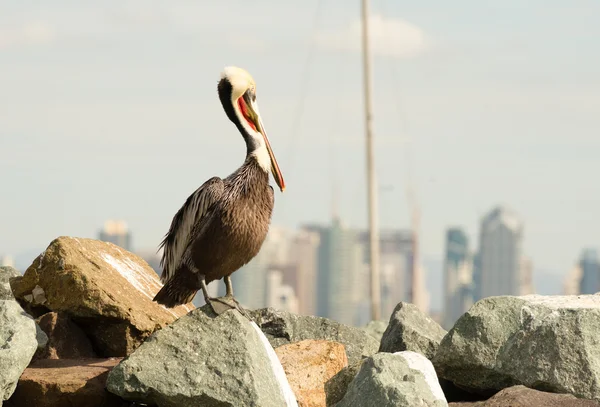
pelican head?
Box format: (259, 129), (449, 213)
(217, 66), (285, 192)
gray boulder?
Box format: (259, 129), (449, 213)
(0, 299), (48, 405)
(107, 305), (295, 407)
(336, 351), (448, 407)
(250, 308), (379, 365)
(325, 359), (364, 406)
(379, 302), (447, 360)
(449, 385), (600, 406)
(434, 295), (600, 400)
(362, 320), (387, 342)
(0, 266), (19, 300)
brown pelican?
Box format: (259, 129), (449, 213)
(153, 66), (285, 315)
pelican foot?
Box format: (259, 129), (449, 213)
(207, 296), (250, 319)
(224, 295), (251, 319)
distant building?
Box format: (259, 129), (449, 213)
(0, 255), (14, 268)
(358, 229), (414, 321)
(315, 217), (365, 326)
(563, 264), (582, 295)
(443, 227), (474, 330)
(288, 229), (320, 316)
(265, 267), (299, 313)
(477, 206), (525, 298)
(578, 249), (600, 294)
(98, 220), (132, 251)
(520, 255), (534, 295)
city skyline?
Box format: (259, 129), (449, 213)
(2, 1), (599, 304)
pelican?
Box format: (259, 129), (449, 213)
(153, 66), (285, 315)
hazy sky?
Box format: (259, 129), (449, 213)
(2, 1), (599, 287)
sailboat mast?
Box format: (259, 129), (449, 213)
(361, 0), (381, 321)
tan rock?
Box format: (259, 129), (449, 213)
(34, 312), (97, 360)
(449, 385), (600, 407)
(7, 358), (123, 407)
(12, 237), (193, 356)
(275, 339), (348, 407)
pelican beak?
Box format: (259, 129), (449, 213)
(244, 95), (285, 192)
(255, 113), (285, 192)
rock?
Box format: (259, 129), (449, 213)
(379, 302), (447, 360)
(34, 312), (96, 360)
(275, 340), (347, 407)
(107, 305), (295, 407)
(362, 320), (387, 342)
(250, 308), (379, 365)
(336, 351), (448, 407)
(0, 266), (19, 300)
(434, 295), (600, 400)
(448, 385), (600, 406)
(11, 237), (193, 356)
(0, 299), (48, 405)
(325, 359), (364, 406)
(7, 358), (123, 407)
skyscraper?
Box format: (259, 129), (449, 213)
(477, 206), (525, 298)
(288, 228), (320, 316)
(443, 227), (473, 329)
(0, 255), (14, 268)
(578, 249), (600, 294)
(98, 220), (132, 251)
(315, 217), (365, 326)
(358, 229), (414, 320)
(265, 267), (299, 313)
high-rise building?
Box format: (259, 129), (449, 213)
(443, 227), (474, 329)
(288, 229), (320, 316)
(563, 264), (582, 295)
(265, 267), (299, 313)
(358, 230), (414, 320)
(578, 249), (600, 294)
(315, 217), (365, 326)
(98, 220), (132, 251)
(477, 206), (525, 298)
(0, 255), (15, 268)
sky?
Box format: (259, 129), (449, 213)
(1, 0), (599, 299)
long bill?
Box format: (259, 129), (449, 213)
(242, 94), (285, 192)
(255, 115), (285, 192)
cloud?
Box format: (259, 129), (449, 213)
(316, 15), (428, 58)
(0, 22), (56, 49)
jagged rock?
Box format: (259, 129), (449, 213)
(325, 359), (364, 406)
(0, 300), (48, 405)
(449, 385), (600, 406)
(250, 308), (379, 365)
(336, 351), (448, 407)
(434, 295), (600, 400)
(275, 340), (347, 407)
(0, 266), (19, 300)
(34, 312), (96, 360)
(379, 302), (447, 360)
(11, 237), (193, 356)
(362, 320), (387, 342)
(7, 358), (123, 407)
(107, 305), (295, 407)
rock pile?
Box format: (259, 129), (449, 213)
(2, 236), (192, 406)
(3, 236), (600, 406)
(11, 236), (192, 356)
(434, 295), (600, 401)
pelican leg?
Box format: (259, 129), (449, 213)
(223, 275), (250, 319)
(199, 276), (235, 316)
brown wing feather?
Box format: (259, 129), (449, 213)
(158, 177), (224, 283)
